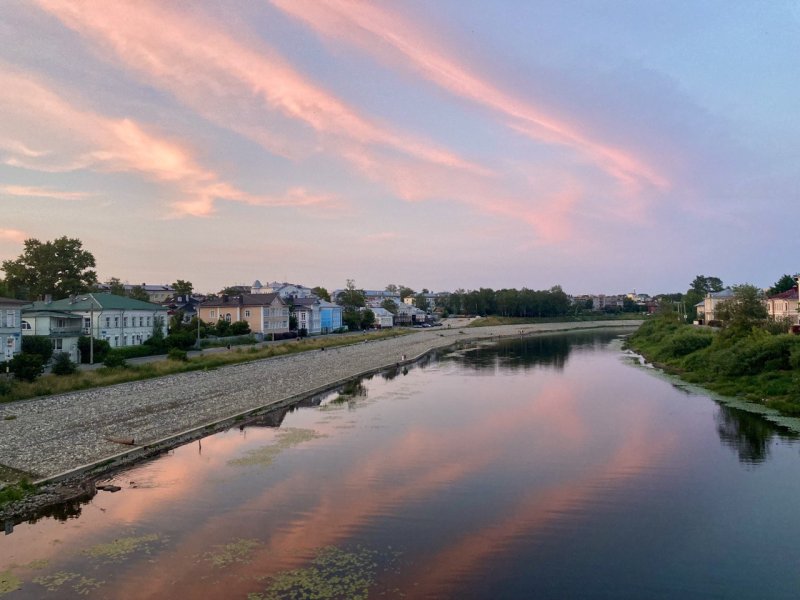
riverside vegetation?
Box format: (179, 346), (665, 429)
(626, 285), (800, 416)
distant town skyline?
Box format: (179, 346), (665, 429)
(1, 1), (798, 294)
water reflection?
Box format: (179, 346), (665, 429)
(715, 404), (798, 465)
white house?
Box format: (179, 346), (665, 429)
(0, 297), (27, 362)
(21, 307), (84, 363)
(291, 297), (322, 335)
(371, 307), (394, 328)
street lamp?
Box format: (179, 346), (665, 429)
(78, 295), (97, 365)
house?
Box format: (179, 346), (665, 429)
(161, 294), (201, 324)
(198, 294), (289, 337)
(21, 306), (83, 363)
(766, 285), (800, 325)
(696, 288), (734, 324)
(28, 294), (169, 349)
(95, 282), (175, 303)
(371, 307), (394, 328)
(0, 297), (27, 362)
(395, 303), (428, 325)
(290, 297), (322, 335)
(252, 280), (315, 299)
(319, 300), (343, 333)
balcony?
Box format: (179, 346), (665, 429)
(50, 326), (83, 337)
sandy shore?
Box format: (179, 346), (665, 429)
(0, 320), (640, 483)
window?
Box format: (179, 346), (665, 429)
(5, 310), (15, 328)
(21, 320), (31, 330)
(139, 316), (144, 327)
(123, 336), (128, 346)
(245, 310), (250, 317)
(225, 313), (232, 322)
(84, 317), (91, 330)
(124, 317), (128, 327)
(105, 317), (110, 327)
(114, 336), (119, 347)
(147, 317), (151, 326)
(51, 338), (63, 351)
(210, 310), (216, 318)
(114, 316), (119, 327)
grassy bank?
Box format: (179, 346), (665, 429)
(468, 314), (645, 327)
(0, 329), (411, 405)
(626, 316), (800, 416)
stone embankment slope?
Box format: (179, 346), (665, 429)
(0, 321), (639, 481)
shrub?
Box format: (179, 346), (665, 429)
(10, 354), (44, 382)
(229, 320), (251, 335)
(22, 335), (54, 363)
(78, 336), (110, 363)
(102, 352), (127, 368)
(51, 352), (78, 376)
(165, 331), (196, 350)
(662, 328), (713, 359)
(167, 348), (188, 362)
(113, 345), (156, 359)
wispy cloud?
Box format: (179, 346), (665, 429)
(0, 185), (91, 201)
(35, 0), (488, 178)
(0, 67), (337, 218)
(271, 0), (668, 194)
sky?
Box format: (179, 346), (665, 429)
(0, 1), (798, 295)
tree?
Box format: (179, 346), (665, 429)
(312, 286), (331, 302)
(398, 286), (415, 301)
(104, 277), (127, 296)
(381, 298), (398, 314)
(51, 352), (78, 376)
(360, 308), (375, 330)
(10, 354), (44, 382)
(690, 275), (724, 295)
(414, 292), (429, 311)
(716, 284), (768, 335)
(128, 285), (150, 302)
(768, 274), (797, 296)
(172, 279), (194, 296)
(337, 279), (366, 310)
(385, 284), (398, 294)
(2, 236), (97, 300)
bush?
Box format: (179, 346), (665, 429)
(51, 352), (78, 376)
(78, 336), (110, 363)
(103, 352), (127, 368)
(10, 354), (44, 382)
(22, 335), (54, 363)
(113, 345), (156, 359)
(662, 328), (713, 358)
(167, 348), (188, 361)
(229, 320), (251, 335)
(165, 331), (196, 350)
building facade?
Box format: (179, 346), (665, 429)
(0, 297), (27, 362)
(198, 294), (290, 336)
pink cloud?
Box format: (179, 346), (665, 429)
(35, 0), (488, 178)
(0, 67), (337, 218)
(0, 185), (91, 201)
(271, 0), (668, 193)
(0, 229), (27, 243)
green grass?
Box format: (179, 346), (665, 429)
(626, 316), (800, 416)
(0, 478), (36, 508)
(0, 329), (411, 404)
(467, 314), (645, 327)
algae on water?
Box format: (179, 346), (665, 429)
(228, 428), (326, 468)
(0, 571), (21, 596)
(33, 571), (103, 595)
(204, 538), (261, 568)
(84, 533), (162, 561)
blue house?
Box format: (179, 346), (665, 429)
(319, 301), (343, 333)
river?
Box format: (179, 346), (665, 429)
(2, 328), (799, 598)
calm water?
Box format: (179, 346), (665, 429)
(3, 329), (800, 599)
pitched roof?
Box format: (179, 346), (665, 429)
(0, 297), (29, 307)
(200, 293), (283, 307)
(768, 286), (799, 301)
(30, 293), (165, 311)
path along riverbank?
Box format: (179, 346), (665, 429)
(0, 320), (640, 486)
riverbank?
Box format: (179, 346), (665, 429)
(0, 320), (640, 520)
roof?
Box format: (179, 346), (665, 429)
(768, 286), (799, 301)
(291, 297), (321, 307)
(707, 288), (734, 299)
(22, 309), (83, 319)
(200, 293), (283, 307)
(29, 293), (166, 312)
(0, 297), (29, 307)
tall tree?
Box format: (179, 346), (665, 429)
(1, 236), (97, 300)
(385, 284), (398, 294)
(716, 284), (768, 335)
(414, 292), (429, 311)
(398, 285), (415, 301)
(381, 298), (398, 314)
(689, 275), (724, 295)
(128, 285), (150, 302)
(312, 286), (331, 301)
(768, 274), (797, 296)
(106, 277), (126, 296)
(336, 279), (365, 310)
(172, 279), (194, 296)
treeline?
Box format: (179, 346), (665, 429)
(441, 286), (571, 317)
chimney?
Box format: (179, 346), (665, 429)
(44, 294), (52, 304)
(69, 294), (76, 304)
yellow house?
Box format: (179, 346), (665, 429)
(197, 293), (289, 336)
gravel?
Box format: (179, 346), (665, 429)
(0, 321), (639, 481)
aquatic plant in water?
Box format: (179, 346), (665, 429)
(84, 532), (162, 561)
(248, 546), (380, 600)
(204, 538), (261, 568)
(33, 571), (104, 595)
(0, 571), (21, 595)
(228, 428), (326, 468)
